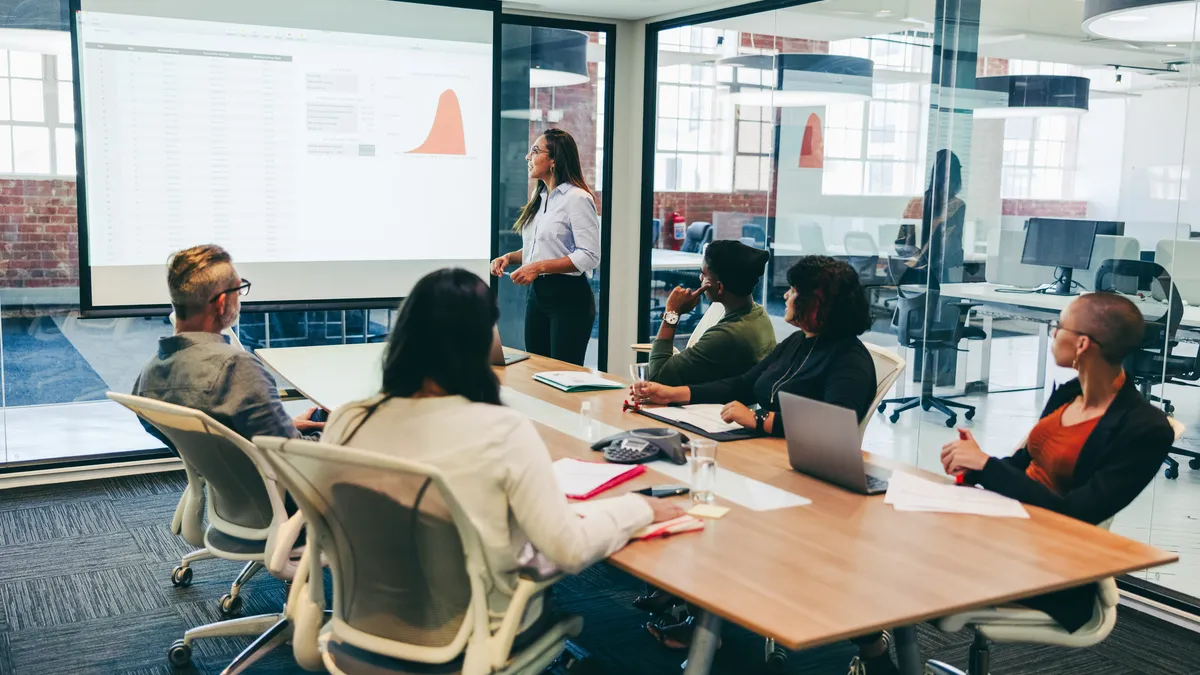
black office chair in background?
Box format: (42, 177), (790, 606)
(1095, 260), (1200, 479)
(680, 222), (712, 253)
(878, 259), (981, 428)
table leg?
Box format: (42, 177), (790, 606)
(681, 611), (722, 675)
(975, 314), (993, 392)
(894, 625), (923, 675)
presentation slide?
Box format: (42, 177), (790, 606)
(74, 0), (494, 310)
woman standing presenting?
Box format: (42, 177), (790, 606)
(491, 129), (599, 366)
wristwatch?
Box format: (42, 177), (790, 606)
(755, 408), (769, 433)
(663, 310), (680, 326)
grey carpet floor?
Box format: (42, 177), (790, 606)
(2, 470), (1200, 675)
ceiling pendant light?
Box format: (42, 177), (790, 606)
(719, 54), (874, 107)
(973, 74), (1091, 118)
(1082, 0), (1200, 43)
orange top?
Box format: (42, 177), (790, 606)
(1025, 404), (1102, 495)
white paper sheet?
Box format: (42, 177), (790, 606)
(535, 371), (623, 389)
(552, 458), (639, 498)
(646, 404), (743, 434)
(885, 471), (1029, 519)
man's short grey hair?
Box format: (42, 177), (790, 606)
(167, 244), (238, 320)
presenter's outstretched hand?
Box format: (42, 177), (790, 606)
(510, 262), (543, 286)
(490, 254), (510, 277)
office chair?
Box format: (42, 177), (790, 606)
(651, 218), (661, 249)
(742, 223), (767, 248)
(633, 302), (725, 355)
(107, 393), (310, 672)
(926, 521), (1120, 675)
(843, 231), (886, 289)
(680, 222), (712, 253)
(255, 435), (584, 675)
(877, 260), (980, 428)
(1094, 260), (1200, 478)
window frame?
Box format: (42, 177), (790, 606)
(0, 51), (76, 178)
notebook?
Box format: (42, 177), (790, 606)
(553, 458), (646, 500)
(534, 371), (624, 393)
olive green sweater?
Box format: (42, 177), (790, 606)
(647, 303), (777, 387)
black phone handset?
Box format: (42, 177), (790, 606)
(590, 428), (690, 465)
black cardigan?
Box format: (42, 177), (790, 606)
(688, 332), (876, 437)
(964, 375), (1173, 631)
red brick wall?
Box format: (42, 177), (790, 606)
(0, 179), (78, 288)
(653, 191), (774, 229)
(1002, 199), (1088, 218)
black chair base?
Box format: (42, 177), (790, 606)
(880, 395), (976, 428)
(1164, 446), (1200, 480)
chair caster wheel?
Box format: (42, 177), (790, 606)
(1166, 466), (1180, 480)
(889, 413), (900, 423)
(167, 640), (192, 667)
(964, 410), (975, 421)
(1166, 404), (1176, 415)
(765, 651), (788, 672)
(170, 566), (193, 587)
(921, 402), (931, 411)
(878, 403), (887, 414)
(945, 416), (957, 428)
(218, 593), (243, 617)
(1189, 459), (1200, 470)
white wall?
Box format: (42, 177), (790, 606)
(1119, 87), (1197, 227)
(1075, 98), (1126, 221)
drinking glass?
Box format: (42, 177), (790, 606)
(687, 438), (718, 503)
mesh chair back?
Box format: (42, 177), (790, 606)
(108, 393), (277, 533)
(681, 222), (711, 253)
(259, 437), (474, 650)
(1094, 259), (1183, 344)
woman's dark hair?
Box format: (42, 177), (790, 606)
(380, 268), (502, 405)
(925, 149), (962, 213)
(786, 256), (872, 339)
(514, 128), (594, 232)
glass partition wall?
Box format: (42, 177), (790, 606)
(640, 0), (1200, 607)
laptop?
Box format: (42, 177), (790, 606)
(778, 392), (890, 495)
(490, 326), (530, 367)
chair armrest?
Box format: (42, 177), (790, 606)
(632, 343), (652, 353)
(489, 572), (565, 668)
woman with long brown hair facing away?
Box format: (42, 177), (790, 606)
(491, 129), (600, 366)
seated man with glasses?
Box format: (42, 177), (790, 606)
(132, 244), (324, 448)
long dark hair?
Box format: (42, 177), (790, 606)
(786, 256), (871, 339)
(924, 149), (962, 218)
(514, 128), (594, 232)
(380, 268), (502, 404)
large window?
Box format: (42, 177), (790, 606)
(999, 60), (1081, 200)
(0, 51), (75, 176)
(823, 34), (931, 196)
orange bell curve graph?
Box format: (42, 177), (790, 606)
(408, 89), (467, 155)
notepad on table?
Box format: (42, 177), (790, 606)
(644, 404), (743, 434)
(553, 458), (646, 500)
(534, 371), (624, 392)
(885, 471), (1028, 518)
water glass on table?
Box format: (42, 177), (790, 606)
(687, 438), (718, 504)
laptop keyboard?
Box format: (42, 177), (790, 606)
(865, 475), (889, 492)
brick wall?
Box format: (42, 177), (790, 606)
(653, 191), (774, 228)
(0, 179), (78, 288)
(1002, 199), (1087, 218)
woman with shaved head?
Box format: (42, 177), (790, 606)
(851, 292), (1174, 674)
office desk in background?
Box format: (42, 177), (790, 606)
(256, 345), (1174, 675)
(651, 248), (705, 270)
(940, 282), (1200, 391)
(772, 242), (988, 264)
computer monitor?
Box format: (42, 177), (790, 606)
(1094, 220), (1125, 236)
(1022, 218), (1098, 295)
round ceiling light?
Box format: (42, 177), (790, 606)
(1083, 0), (1200, 43)
(973, 75), (1090, 118)
(719, 54), (874, 107)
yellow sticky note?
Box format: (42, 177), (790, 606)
(688, 504), (730, 519)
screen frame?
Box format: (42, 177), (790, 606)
(1020, 217), (1098, 270)
(70, 0), (502, 317)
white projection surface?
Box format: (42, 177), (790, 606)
(75, 0), (494, 310)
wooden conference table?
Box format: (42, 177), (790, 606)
(258, 345), (1176, 675)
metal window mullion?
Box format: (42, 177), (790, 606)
(42, 54), (57, 174)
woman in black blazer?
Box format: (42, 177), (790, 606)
(852, 292), (1173, 675)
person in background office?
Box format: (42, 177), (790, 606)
(490, 128), (599, 366)
(132, 244), (324, 447)
(896, 149), (965, 284)
(324, 267), (683, 637)
(849, 292), (1173, 675)
(634, 255), (876, 436)
(647, 240), (776, 387)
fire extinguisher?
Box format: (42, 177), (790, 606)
(663, 210), (686, 250)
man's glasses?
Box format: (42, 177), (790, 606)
(1050, 320), (1103, 347)
(210, 279), (251, 304)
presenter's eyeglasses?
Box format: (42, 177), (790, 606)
(210, 279), (251, 304)
(528, 144), (546, 156)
